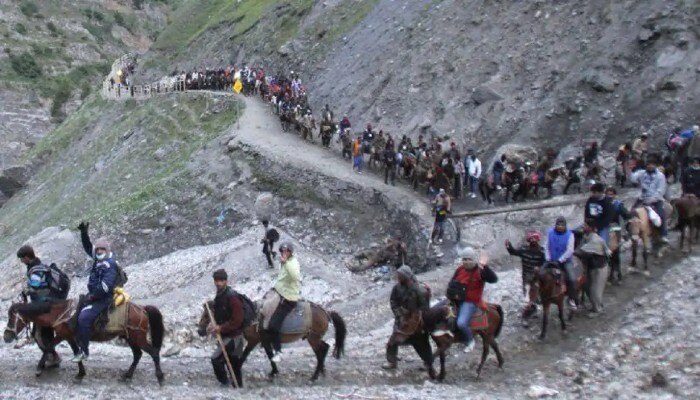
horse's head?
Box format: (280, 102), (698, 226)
(4, 303), (27, 343)
(196, 301), (214, 337)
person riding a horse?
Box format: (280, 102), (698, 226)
(681, 156), (700, 197)
(381, 265), (429, 370)
(451, 247), (498, 353)
(208, 269), (246, 388)
(629, 157), (669, 243)
(17, 245), (65, 365)
(73, 222), (119, 362)
(544, 217), (578, 309)
(266, 241), (301, 363)
(505, 231), (545, 313)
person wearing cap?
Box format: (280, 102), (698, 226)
(681, 156), (700, 198)
(584, 182), (614, 244)
(452, 247), (497, 353)
(505, 230), (545, 300)
(208, 269), (245, 387)
(381, 265), (429, 370)
(629, 156), (669, 242)
(73, 222), (119, 362)
(575, 219), (610, 318)
(632, 132), (649, 161)
(465, 150), (482, 199)
(544, 217), (578, 309)
(267, 241), (301, 362)
(431, 189), (451, 244)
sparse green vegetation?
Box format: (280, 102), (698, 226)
(46, 21), (61, 37)
(9, 52), (42, 79)
(19, 1), (39, 18)
(14, 23), (27, 35)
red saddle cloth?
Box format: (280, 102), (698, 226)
(469, 301), (490, 330)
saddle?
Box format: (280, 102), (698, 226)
(260, 290), (313, 335)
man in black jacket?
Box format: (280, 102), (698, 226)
(260, 220), (279, 268)
(584, 183), (614, 244)
(208, 269), (246, 387)
(382, 265), (429, 370)
(681, 157), (700, 197)
(384, 147), (397, 185)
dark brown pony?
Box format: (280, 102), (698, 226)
(424, 301), (504, 380)
(534, 167), (565, 199)
(4, 299), (164, 383)
(529, 263), (585, 339)
(197, 300), (346, 382)
(670, 195), (700, 252)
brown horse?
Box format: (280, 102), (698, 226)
(534, 167), (565, 199)
(529, 263), (585, 339)
(197, 300), (346, 382)
(424, 301), (504, 380)
(670, 195), (700, 252)
(627, 203), (672, 271)
(4, 299), (164, 383)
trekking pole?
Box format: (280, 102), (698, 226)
(205, 303), (239, 389)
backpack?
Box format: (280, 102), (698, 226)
(114, 261), (128, 288)
(47, 263), (70, 300)
(235, 291), (257, 326)
(446, 279), (466, 302)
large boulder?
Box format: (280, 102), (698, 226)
(584, 70), (617, 93)
(490, 144), (539, 169)
(471, 85), (504, 105)
(0, 165), (32, 198)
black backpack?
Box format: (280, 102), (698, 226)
(235, 291), (257, 326)
(47, 263), (70, 300)
(114, 261), (128, 287)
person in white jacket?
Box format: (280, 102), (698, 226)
(464, 151), (482, 198)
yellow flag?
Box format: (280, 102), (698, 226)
(233, 80), (243, 94)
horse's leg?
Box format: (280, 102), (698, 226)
(308, 334), (330, 382)
(490, 340), (504, 368)
(558, 298), (567, 333)
(121, 342), (142, 380)
(476, 333), (490, 379)
(261, 338), (278, 378)
(679, 222), (686, 252)
(630, 239), (638, 267)
(642, 237), (650, 271)
(540, 302), (549, 340)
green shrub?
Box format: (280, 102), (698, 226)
(19, 1), (39, 18)
(114, 12), (125, 26)
(14, 23), (27, 35)
(9, 52), (42, 79)
(46, 21), (60, 36)
(49, 79), (72, 119)
(83, 9), (105, 21)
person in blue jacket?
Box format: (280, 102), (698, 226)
(72, 222), (118, 362)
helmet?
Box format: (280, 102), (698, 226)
(526, 230), (542, 243)
(278, 241), (294, 254)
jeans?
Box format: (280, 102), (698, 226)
(432, 220), (445, 241)
(353, 155), (363, 172)
(494, 171), (503, 186)
(651, 200), (667, 237)
(456, 301), (477, 343)
(598, 226), (610, 244)
(469, 176), (479, 194)
(77, 300), (110, 355)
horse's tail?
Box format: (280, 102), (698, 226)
(493, 304), (504, 338)
(329, 311), (346, 359)
(144, 306), (164, 350)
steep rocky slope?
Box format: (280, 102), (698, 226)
(139, 0), (700, 158)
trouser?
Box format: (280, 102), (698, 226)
(386, 313), (424, 364)
(469, 176), (479, 194)
(494, 171), (503, 186)
(453, 175), (462, 198)
(267, 299), (296, 352)
(77, 300), (110, 355)
(456, 301), (477, 343)
(385, 164), (396, 184)
(262, 240), (277, 267)
(353, 155), (363, 172)
(598, 226), (610, 244)
(588, 265), (609, 312)
(211, 335), (245, 387)
(432, 220), (445, 241)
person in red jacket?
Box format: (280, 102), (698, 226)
(452, 247), (498, 352)
(208, 269), (245, 387)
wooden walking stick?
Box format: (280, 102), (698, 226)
(205, 302), (239, 389)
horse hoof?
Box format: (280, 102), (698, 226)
(73, 375), (84, 384)
(35, 368), (44, 377)
(538, 335), (546, 341)
(157, 375), (165, 386)
(119, 373), (132, 382)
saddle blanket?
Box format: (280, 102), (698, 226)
(260, 290), (312, 335)
(104, 302), (130, 334)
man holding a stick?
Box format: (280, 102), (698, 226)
(207, 269), (245, 388)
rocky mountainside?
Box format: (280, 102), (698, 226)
(139, 0), (700, 159)
(0, 0), (171, 167)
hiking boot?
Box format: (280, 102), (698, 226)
(567, 299), (577, 310)
(71, 352), (87, 363)
(271, 351), (283, 363)
(381, 362), (397, 370)
(464, 340), (475, 353)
